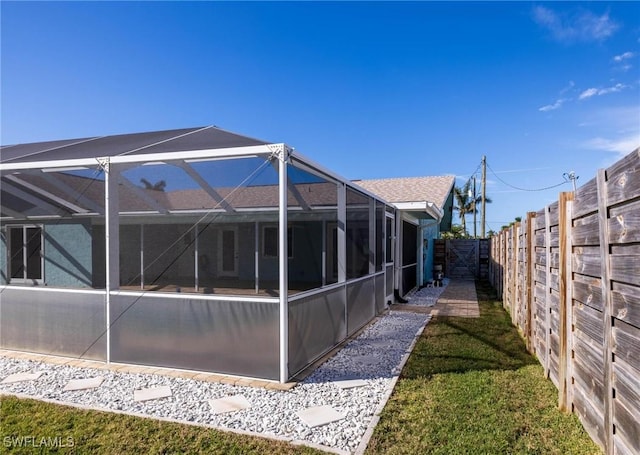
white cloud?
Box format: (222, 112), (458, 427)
(600, 83), (626, 95)
(584, 135), (640, 156)
(539, 98), (566, 112)
(582, 105), (640, 158)
(579, 83), (626, 100)
(613, 51), (635, 62)
(532, 6), (618, 43)
(560, 80), (575, 95)
(612, 52), (635, 72)
(579, 88), (598, 100)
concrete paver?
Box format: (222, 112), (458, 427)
(63, 376), (104, 391)
(1, 372), (43, 384)
(394, 279), (480, 318)
(208, 394), (251, 414)
(133, 385), (172, 402)
(296, 405), (345, 428)
(333, 379), (367, 389)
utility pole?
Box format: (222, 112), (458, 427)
(472, 175), (477, 239)
(481, 155), (486, 238)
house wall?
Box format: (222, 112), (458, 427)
(89, 220), (326, 290)
(290, 221), (323, 284)
(91, 224), (106, 288)
(120, 225), (141, 286)
(142, 224), (195, 286)
(0, 221), (93, 288)
(196, 224), (218, 280)
(421, 220), (440, 282)
(237, 223), (256, 282)
(401, 219), (418, 293)
(43, 222), (93, 287)
(440, 190), (455, 232)
(256, 221), (323, 285)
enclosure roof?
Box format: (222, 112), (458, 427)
(0, 126), (269, 164)
(353, 176), (455, 210)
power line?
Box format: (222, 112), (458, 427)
(486, 161), (570, 192)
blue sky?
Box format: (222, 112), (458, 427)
(2, 1), (639, 233)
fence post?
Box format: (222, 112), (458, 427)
(502, 230), (506, 301)
(511, 222), (519, 324)
(505, 228), (510, 312)
(544, 205), (552, 379)
(497, 232), (502, 298)
(596, 169), (614, 455)
(558, 192), (574, 412)
(526, 211), (536, 353)
(504, 228), (508, 306)
(489, 237), (494, 286)
(475, 239), (480, 279)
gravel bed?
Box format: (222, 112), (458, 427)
(403, 278), (449, 306)
(0, 311), (430, 454)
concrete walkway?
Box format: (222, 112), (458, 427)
(396, 279), (480, 318)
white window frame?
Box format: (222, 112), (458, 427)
(6, 224), (45, 285)
(262, 225), (293, 259)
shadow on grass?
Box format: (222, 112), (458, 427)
(401, 280), (538, 379)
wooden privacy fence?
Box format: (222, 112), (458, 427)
(434, 239), (490, 280)
(489, 148), (640, 455)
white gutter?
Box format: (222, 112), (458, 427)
(392, 201), (443, 221)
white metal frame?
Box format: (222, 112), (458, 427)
(1, 136), (406, 383)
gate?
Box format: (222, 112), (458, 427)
(434, 239), (489, 280)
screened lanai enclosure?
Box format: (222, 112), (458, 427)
(0, 127), (399, 382)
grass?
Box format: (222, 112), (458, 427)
(365, 281), (601, 455)
(1, 281), (601, 454)
(0, 396), (322, 454)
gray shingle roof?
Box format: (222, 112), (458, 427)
(353, 175), (455, 209)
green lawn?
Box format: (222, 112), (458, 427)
(0, 396), (322, 454)
(1, 281), (601, 454)
(365, 281), (601, 455)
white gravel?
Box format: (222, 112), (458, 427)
(0, 310), (431, 454)
(403, 278), (449, 306)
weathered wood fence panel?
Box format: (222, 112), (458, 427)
(434, 239), (489, 280)
(488, 148), (640, 455)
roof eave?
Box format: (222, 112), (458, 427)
(393, 201), (443, 220)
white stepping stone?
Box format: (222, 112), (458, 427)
(208, 394), (251, 414)
(133, 385), (172, 402)
(353, 354), (380, 366)
(367, 339), (396, 347)
(1, 372), (43, 384)
(333, 379), (367, 389)
(63, 377), (104, 392)
(296, 405), (345, 428)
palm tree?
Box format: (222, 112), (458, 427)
(453, 180), (492, 238)
(470, 194), (492, 238)
(453, 181), (473, 237)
